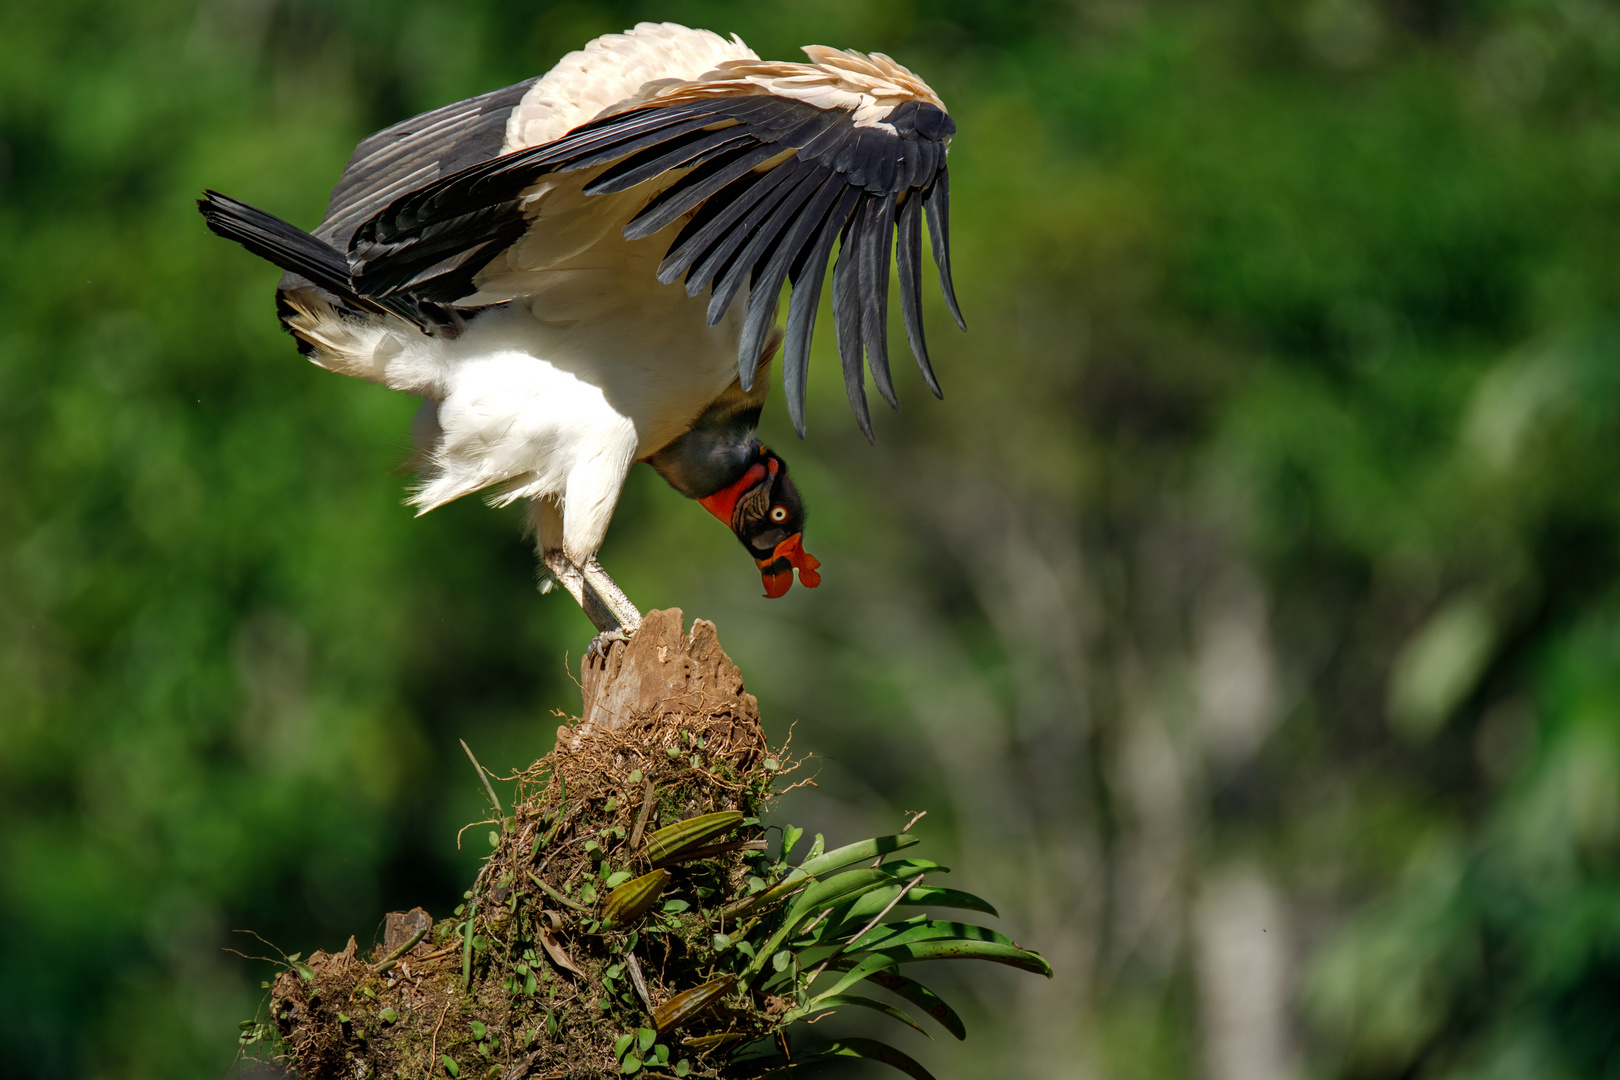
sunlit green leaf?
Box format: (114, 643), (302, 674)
(798, 834), (921, 877)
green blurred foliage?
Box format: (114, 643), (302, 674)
(5, 1), (1620, 1078)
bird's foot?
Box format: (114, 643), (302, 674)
(587, 628), (631, 663)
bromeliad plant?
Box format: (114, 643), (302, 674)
(605, 812), (1052, 1079)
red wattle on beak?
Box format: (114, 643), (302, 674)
(758, 534), (821, 598)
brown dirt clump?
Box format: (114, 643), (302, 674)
(253, 610), (804, 1080)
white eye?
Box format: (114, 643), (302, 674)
(770, 506), (789, 523)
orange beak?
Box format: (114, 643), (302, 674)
(757, 534), (822, 598)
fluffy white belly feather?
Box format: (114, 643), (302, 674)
(368, 234), (746, 559)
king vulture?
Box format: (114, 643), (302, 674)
(199, 22), (962, 634)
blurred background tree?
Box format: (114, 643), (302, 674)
(4, 1), (1620, 1078)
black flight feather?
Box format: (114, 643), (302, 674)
(733, 169), (838, 389)
(583, 125), (748, 195)
(705, 161), (821, 326)
(689, 160), (807, 309)
(832, 200), (874, 442)
(633, 143), (787, 247)
(922, 169), (966, 331)
(782, 187), (861, 436)
(894, 190), (941, 397)
(858, 193), (898, 411)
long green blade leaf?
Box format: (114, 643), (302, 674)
(896, 886), (999, 918)
(810, 952), (898, 1002)
(801, 1038), (940, 1080)
(848, 920), (1016, 954)
(784, 861), (947, 925)
(798, 834), (921, 877)
(844, 939), (1053, 977)
(864, 970), (967, 1041)
(784, 993), (931, 1037)
(833, 884), (999, 927)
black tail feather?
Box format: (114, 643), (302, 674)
(197, 190), (425, 328)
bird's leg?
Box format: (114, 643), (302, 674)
(540, 549), (642, 640)
(581, 557), (642, 634)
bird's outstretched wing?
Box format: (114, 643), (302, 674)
(348, 55), (962, 438)
(316, 77), (540, 252)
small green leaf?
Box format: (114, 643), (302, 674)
(546, 1010), (560, 1038)
(615, 1034), (635, 1059)
(675, 1060), (691, 1077)
(637, 1027), (657, 1053)
(601, 869), (671, 926)
(782, 825), (804, 857)
(471, 1020), (487, 1040)
(734, 941), (756, 959)
(712, 933), (731, 952)
(488, 830), (500, 848)
(442, 1055), (460, 1077)
(605, 870), (633, 888)
(379, 1007), (398, 1024)
(621, 1056), (642, 1075)
(665, 746), (680, 758)
(804, 833), (825, 861)
(764, 758), (779, 771)
(662, 899), (689, 914)
(524, 969), (538, 995)
(628, 770), (643, 783)
(286, 953), (301, 963)
(652, 1044), (670, 1064)
(772, 950), (791, 972)
(337, 1012), (350, 1023)
(604, 796), (619, 812)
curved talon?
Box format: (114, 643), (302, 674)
(587, 628), (631, 662)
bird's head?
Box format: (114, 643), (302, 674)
(697, 446), (821, 598)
